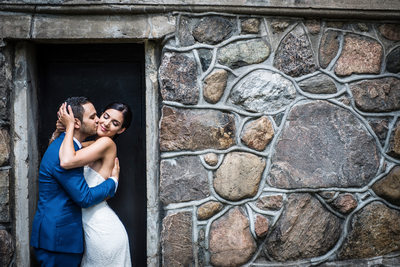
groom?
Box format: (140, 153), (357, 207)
(31, 97), (119, 266)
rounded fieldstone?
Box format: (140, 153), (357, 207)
(356, 23), (369, 32)
(241, 18), (260, 34)
(160, 156), (209, 205)
(305, 19), (321, 34)
(213, 152), (266, 201)
(386, 46), (400, 73)
(378, 24), (400, 41)
(0, 171), (9, 218)
(203, 153), (218, 166)
(197, 201), (223, 220)
(159, 106), (236, 151)
(270, 20), (290, 33)
(198, 48), (213, 71)
(0, 230), (13, 267)
(326, 21), (346, 29)
(230, 69), (296, 113)
(192, 16), (234, 45)
(331, 193), (358, 214)
(161, 212), (193, 266)
(368, 117), (389, 146)
(335, 34), (383, 76)
(197, 228), (207, 267)
(350, 77), (400, 112)
(298, 73), (338, 94)
(209, 207), (256, 267)
(319, 191), (337, 200)
(159, 52), (199, 104)
(319, 30), (340, 68)
(265, 193), (342, 261)
(273, 113), (284, 127)
(388, 120), (400, 158)
(0, 129), (10, 166)
(270, 101), (380, 188)
(372, 166), (400, 206)
(254, 214), (269, 237)
(338, 95), (352, 106)
(217, 39), (270, 69)
(256, 195), (283, 211)
(274, 25), (318, 77)
(338, 202), (400, 259)
(178, 16), (195, 47)
(241, 116), (274, 151)
(203, 69), (228, 104)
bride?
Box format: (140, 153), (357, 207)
(57, 101), (132, 266)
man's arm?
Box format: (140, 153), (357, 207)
(52, 159), (120, 208)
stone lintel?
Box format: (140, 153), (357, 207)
(0, 3), (399, 20)
(0, 0), (399, 10)
(0, 12), (175, 39)
(0, 12), (31, 39)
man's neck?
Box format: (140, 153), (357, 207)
(73, 131), (87, 143)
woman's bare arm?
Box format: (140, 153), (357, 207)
(61, 137), (115, 169)
(58, 103), (115, 169)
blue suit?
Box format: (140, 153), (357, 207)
(31, 133), (116, 266)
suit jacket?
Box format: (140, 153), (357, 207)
(30, 133), (116, 253)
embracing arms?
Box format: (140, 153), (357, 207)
(57, 103), (116, 169)
(53, 157), (120, 208)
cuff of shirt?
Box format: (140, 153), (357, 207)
(109, 177), (118, 193)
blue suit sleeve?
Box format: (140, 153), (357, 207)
(53, 165), (116, 208)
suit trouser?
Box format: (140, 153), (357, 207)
(34, 247), (82, 267)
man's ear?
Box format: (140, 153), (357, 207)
(117, 127), (126, 135)
(74, 118), (81, 129)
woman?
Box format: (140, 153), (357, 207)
(57, 101), (132, 267)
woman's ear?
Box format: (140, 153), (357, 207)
(117, 127), (126, 135)
(74, 118), (81, 129)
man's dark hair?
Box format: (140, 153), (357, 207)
(64, 96), (90, 122)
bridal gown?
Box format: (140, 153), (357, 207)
(81, 166), (131, 267)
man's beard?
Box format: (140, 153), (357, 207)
(80, 123), (97, 137)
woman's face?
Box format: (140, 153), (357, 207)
(97, 108), (126, 138)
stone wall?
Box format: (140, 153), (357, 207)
(0, 4), (399, 266)
(158, 15), (400, 266)
(0, 42), (14, 266)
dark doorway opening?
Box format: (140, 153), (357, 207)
(36, 43), (146, 266)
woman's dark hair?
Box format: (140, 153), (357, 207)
(102, 102), (132, 130)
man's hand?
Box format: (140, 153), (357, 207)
(111, 157), (120, 182)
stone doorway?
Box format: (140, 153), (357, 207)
(12, 41), (159, 266)
(35, 43), (146, 266)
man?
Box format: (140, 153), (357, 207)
(31, 97), (119, 266)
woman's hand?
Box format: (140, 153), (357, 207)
(55, 119), (66, 133)
(111, 157), (120, 182)
(48, 113), (67, 145)
(58, 102), (75, 131)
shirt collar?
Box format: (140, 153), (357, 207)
(73, 136), (82, 149)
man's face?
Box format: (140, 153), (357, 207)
(80, 102), (99, 136)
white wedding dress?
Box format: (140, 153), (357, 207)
(81, 166), (131, 267)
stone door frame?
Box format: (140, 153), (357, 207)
(11, 40), (160, 267)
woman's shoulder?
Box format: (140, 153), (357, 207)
(93, 136), (116, 150)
